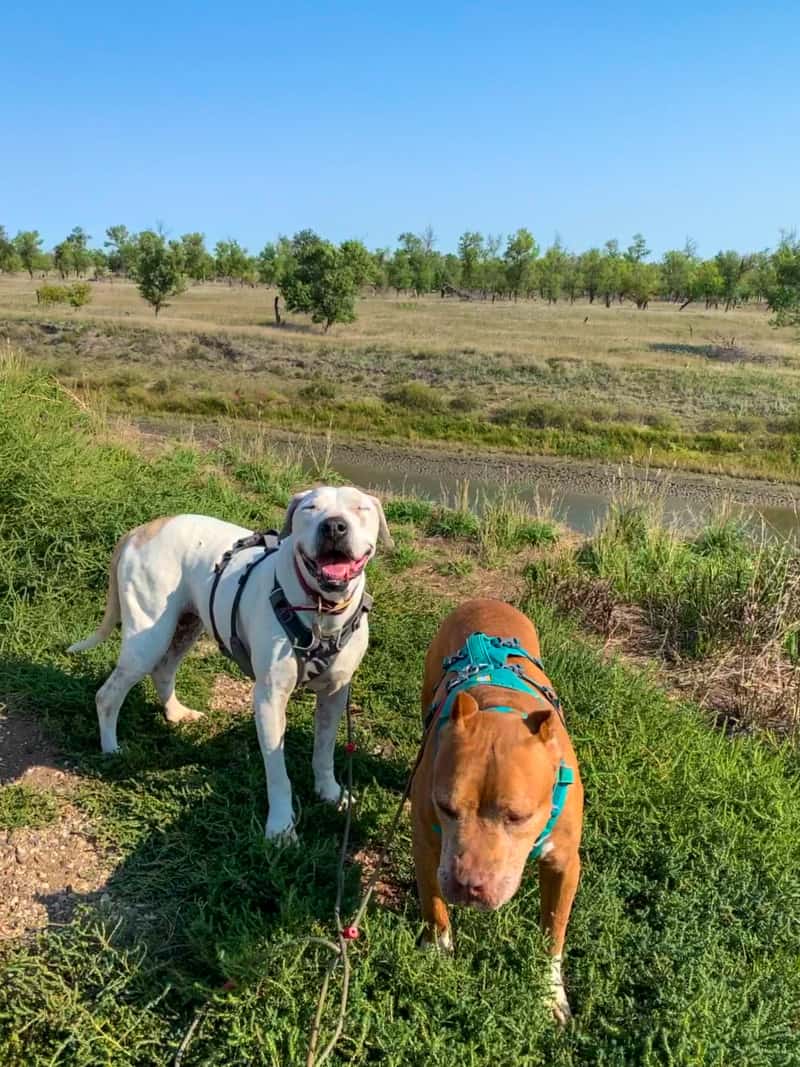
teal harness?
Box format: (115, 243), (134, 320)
(425, 632), (574, 860)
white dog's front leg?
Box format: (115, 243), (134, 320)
(253, 679), (296, 840)
(313, 684), (349, 805)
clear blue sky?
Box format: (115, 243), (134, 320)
(2, 0), (797, 257)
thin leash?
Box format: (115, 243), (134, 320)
(305, 698), (436, 1067)
(173, 698), (434, 1067)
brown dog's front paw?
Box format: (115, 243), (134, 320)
(547, 956), (572, 1026)
(417, 926), (453, 953)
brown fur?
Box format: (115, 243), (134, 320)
(411, 599), (583, 961)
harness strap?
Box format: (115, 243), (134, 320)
(426, 630), (573, 859)
(430, 759), (574, 860)
(209, 531), (372, 682)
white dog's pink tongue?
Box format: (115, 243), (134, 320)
(319, 555), (366, 582)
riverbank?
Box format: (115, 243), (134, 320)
(130, 415), (800, 537)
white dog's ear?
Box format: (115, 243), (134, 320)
(369, 494), (394, 549)
(281, 490), (312, 538)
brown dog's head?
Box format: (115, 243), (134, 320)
(433, 691), (560, 910)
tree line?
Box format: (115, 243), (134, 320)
(1, 223), (799, 328)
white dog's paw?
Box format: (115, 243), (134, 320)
(316, 782), (355, 810)
(264, 821), (298, 845)
(165, 703), (205, 724)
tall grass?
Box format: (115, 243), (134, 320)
(577, 502), (800, 659)
(1, 364), (800, 1064)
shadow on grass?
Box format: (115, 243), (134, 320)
(1, 653), (417, 994)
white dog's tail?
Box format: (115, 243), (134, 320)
(67, 533), (127, 653)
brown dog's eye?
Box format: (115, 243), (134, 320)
(506, 811), (531, 825)
(436, 800), (458, 820)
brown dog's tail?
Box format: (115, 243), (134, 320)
(67, 533), (127, 653)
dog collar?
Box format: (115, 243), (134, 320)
(292, 553), (357, 615)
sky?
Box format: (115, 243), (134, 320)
(1, 0), (798, 258)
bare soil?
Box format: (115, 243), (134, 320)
(0, 711), (111, 940)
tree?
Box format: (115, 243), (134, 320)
(766, 235), (800, 327)
(661, 248), (697, 303)
(180, 233), (214, 282)
(0, 227), (18, 272)
(624, 262), (661, 309)
(387, 250), (414, 294)
(625, 233), (650, 263)
(458, 232), (483, 289)
(538, 240), (568, 303)
(279, 231), (358, 331)
(599, 240), (622, 307)
(104, 225), (137, 276)
(579, 248), (603, 304)
(339, 239), (375, 287)
(53, 240), (73, 278)
(214, 239), (250, 285)
(714, 250), (752, 310)
(66, 227), (92, 276)
(693, 259), (724, 308)
(396, 232), (435, 294)
(13, 231), (43, 278)
(504, 228), (539, 299)
(131, 230), (186, 316)
(91, 249), (109, 279)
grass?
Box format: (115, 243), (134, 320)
(530, 500), (800, 661)
(0, 785), (60, 831)
(3, 273), (800, 480)
(1, 363), (800, 1064)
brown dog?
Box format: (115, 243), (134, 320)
(411, 599), (583, 1023)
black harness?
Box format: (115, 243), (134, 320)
(208, 531), (372, 683)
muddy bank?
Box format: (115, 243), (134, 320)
(133, 416), (800, 510)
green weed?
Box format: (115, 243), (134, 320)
(0, 784), (60, 831)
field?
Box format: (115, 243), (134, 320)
(3, 273), (800, 483)
(1, 359), (799, 1065)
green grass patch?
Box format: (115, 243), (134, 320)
(0, 784), (60, 831)
(1, 363), (800, 1064)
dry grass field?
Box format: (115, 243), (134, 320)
(2, 273), (800, 480)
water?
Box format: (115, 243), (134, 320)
(319, 449), (800, 540)
(133, 418), (800, 540)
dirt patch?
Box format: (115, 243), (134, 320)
(350, 846), (411, 911)
(0, 798), (111, 939)
(0, 708), (66, 787)
(210, 674), (252, 715)
(0, 711), (111, 939)
(560, 583), (800, 737)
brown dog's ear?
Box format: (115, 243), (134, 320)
(525, 707), (553, 738)
(368, 494), (394, 549)
(281, 490), (312, 538)
(451, 691), (479, 727)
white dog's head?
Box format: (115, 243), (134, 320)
(281, 486), (393, 595)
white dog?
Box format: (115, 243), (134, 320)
(69, 487), (392, 839)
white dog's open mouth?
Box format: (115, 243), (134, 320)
(301, 549), (370, 586)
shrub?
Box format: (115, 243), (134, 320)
(383, 382), (446, 413)
(383, 498), (435, 526)
(68, 282), (91, 308)
(298, 381), (336, 401)
(36, 285), (69, 306)
(425, 506), (479, 539)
